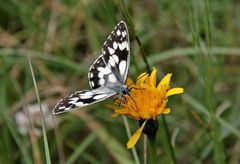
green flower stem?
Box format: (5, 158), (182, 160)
(141, 119), (159, 164)
(144, 135), (147, 164)
(149, 136), (157, 164)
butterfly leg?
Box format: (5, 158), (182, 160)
(125, 92), (139, 112)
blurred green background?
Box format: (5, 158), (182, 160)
(0, 0), (240, 163)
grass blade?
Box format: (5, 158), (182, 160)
(27, 56), (51, 164)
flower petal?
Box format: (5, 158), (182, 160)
(111, 113), (118, 117)
(125, 78), (133, 86)
(136, 72), (148, 85)
(127, 120), (147, 149)
(149, 67), (157, 87)
(162, 108), (171, 114)
(166, 88), (184, 97)
(157, 73), (172, 90)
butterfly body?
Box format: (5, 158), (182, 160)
(53, 21), (130, 114)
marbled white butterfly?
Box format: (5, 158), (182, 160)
(53, 21), (130, 114)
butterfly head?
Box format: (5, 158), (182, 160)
(120, 85), (129, 95)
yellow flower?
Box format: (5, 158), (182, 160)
(113, 68), (184, 149)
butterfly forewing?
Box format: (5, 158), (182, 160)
(88, 21), (130, 90)
(101, 21), (130, 84)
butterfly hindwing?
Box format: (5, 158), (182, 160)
(53, 87), (116, 114)
(88, 55), (113, 89)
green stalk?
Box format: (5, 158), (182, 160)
(27, 56), (51, 164)
(149, 136), (157, 164)
(143, 135), (147, 164)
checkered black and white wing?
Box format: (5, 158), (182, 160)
(102, 21), (130, 84)
(88, 21), (130, 89)
(52, 87), (116, 114)
(88, 55), (113, 89)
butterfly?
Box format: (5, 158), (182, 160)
(52, 21), (130, 114)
